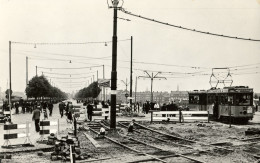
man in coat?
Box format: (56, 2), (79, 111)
(87, 103), (93, 121)
(32, 105), (41, 132)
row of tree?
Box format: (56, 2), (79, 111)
(25, 75), (67, 100)
(74, 82), (101, 99)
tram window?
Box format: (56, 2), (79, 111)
(207, 95), (215, 104)
(235, 94), (251, 105)
(189, 95), (199, 104)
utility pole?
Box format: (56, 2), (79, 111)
(36, 66), (38, 76)
(121, 78), (129, 103)
(97, 70), (98, 81)
(135, 76), (137, 103)
(103, 65), (105, 101)
(138, 71), (166, 102)
(130, 36), (133, 110)
(121, 78), (129, 92)
(110, 0), (119, 129)
(9, 41), (12, 122)
(26, 57), (28, 87)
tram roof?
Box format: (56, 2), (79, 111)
(189, 86), (253, 94)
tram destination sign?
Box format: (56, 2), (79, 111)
(229, 89), (253, 93)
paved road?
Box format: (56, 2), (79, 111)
(251, 111), (260, 123)
(0, 102), (73, 152)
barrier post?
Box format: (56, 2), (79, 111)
(207, 110), (210, 123)
(70, 145), (76, 163)
(151, 111), (153, 123)
(3, 128), (11, 147)
(24, 121), (32, 144)
(57, 119), (60, 135)
(179, 110), (182, 123)
(73, 116), (77, 137)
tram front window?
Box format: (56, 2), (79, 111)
(235, 94), (251, 106)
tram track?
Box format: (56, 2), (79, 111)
(86, 121), (206, 163)
(86, 120), (260, 162)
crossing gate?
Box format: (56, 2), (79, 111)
(73, 108), (86, 123)
(102, 107), (110, 120)
(116, 105), (122, 116)
(0, 108), (4, 123)
(93, 105), (103, 116)
(38, 120), (59, 142)
(151, 110), (209, 123)
(2, 121), (32, 148)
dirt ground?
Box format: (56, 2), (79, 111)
(2, 120), (260, 162)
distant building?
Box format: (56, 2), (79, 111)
(105, 89), (189, 106)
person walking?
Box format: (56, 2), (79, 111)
(87, 103), (93, 121)
(67, 104), (73, 123)
(32, 105), (41, 132)
(15, 102), (19, 114)
(48, 101), (54, 117)
(59, 102), (64, 118)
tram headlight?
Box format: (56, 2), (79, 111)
(247, 106), (253, 113)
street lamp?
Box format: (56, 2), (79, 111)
(107, 0), (124, 129)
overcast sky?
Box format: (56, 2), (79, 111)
(0, 0), (260, 95)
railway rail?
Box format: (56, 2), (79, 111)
(87, 121), (206, 163)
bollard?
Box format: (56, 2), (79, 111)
(151, 111), (153, 123)
(229, 105), (231, 128)
(207, 110), (210, 123)
(179, 110), (182, 123)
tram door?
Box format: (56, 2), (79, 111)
(213, 95), (219, 119)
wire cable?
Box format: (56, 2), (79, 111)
(11, 38), (131, 45)
(38, 65), (103, 70)
(120, 8), (260, 42)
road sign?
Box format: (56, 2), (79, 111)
(128, 97), (134, 100)
(125, 93), (129, 98)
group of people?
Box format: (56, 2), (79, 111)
(2, 100), (54, 117)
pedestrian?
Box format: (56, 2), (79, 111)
(48, 101), (54, 116)
(87, 103), (93, 121)
(133, 103), (137, 112)
(145, 101), (150, 114)
(59, 102), (64, 118)
(137, 102), (140, 113)
(67, 104), (73, 123)
(32, 105), (41, 132)
(22, 102), (26, 114)
(15, 102), (19, 114)
(154, 101), (160, 111)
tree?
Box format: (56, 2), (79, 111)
(25, 75), (67, 100)
(74, 81), (101, 99)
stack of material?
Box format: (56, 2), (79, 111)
(47, 133), (57, 145)
(50, 135), (85, 161)
(245, 128), (260, 135)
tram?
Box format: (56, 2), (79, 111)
(188, 86), (254, 123)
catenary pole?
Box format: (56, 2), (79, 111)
(26, 56), (28, 87)
(9, 41), (12, 122)
(135, 76), (137, 103)
(36, 66), (38, 76)
(110, 0), (118, 129)
(130, 36), (133, 110)
(103, 65), (105, 101)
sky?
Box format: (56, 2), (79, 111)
(0, 0), (260, 95)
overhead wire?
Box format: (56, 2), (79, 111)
(45, 75), (93, 79)
(120, 8), (260, 42)
(38, 65), (103, 70)
(11, 38), (131, 46)
(41, 71), (97, 76)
